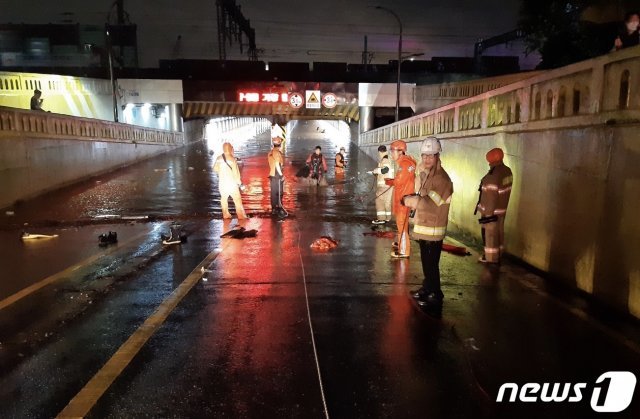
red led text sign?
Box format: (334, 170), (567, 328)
(238, 92), (289, 103)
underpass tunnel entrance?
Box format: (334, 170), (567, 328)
(198, 115), (372, 219)
(202, 116), (358, 157)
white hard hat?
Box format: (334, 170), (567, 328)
(420, 136), (442, 155)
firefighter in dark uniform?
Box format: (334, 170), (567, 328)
(476, 147), (513, 263)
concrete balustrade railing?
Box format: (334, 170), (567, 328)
(358, 45), (640, 319)
(0, 106), (184, 145)
(360, 45), (640, 146)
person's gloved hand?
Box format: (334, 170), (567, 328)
(239, 184), (246, 192)
(366, 170), (373, 175)
(402, 194), (420, 209)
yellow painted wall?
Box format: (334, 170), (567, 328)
(363, 123), (640, 318)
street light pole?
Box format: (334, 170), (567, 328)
(376, 6), (402, 122)
(106, 27), (118, 122)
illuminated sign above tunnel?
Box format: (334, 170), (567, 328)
(238, 91), (289, 103)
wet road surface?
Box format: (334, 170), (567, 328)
(1, 120), (639, 418)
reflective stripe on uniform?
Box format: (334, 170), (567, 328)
(377, 211), (387, 216)
(427, 190), (451, 207)
(482, 184), (498, 191)
(498, 186), (511, 194)
(494, 209), (506, 215)
(484, 247), (499, 254)
(414, 225), (446, 237)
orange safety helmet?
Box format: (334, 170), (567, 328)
(390, 140), (407, 152)
(222, 142), (234, 155)
(486, 148), (504, 164)
(272, 136), (283, 146)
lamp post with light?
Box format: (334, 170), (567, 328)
(375, 6), (402, 122)
(106, 27), (118, 122)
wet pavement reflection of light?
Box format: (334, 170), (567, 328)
(2, 120), (640, 419)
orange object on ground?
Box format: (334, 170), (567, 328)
(442, 243), (470, 256)
(363, 231), (396, 238)
(310, 236), (339, 251)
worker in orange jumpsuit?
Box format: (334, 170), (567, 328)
(213, 142), (247, 219)
(388, 140), (416, 258)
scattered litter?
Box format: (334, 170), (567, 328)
(5, 211), (15, 216)
(98, 231), (118, 246)
(96, 180), (102, 184)
(161, 223), (187, 245)
(154, 168), (170, 172)
(310, 236), (339, 252)
(22, 232), (59, 240)
(220, 226), (257, 239)
(202, 277), (208, 282)
(188, 166), (195, 171)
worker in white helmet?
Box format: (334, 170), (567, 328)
(403, 136), (453, 309)
(213, 142), (247, 219)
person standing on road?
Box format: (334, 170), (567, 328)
(388, 140), (416, 259)
(306, 146), (328, 186)
(369, 145), (394, 225)
(335, 147), (346, 175)
(402, 137), (453, 308)
(268, 135), (287, 217)
(213, 142), (247, 219)
(476, 147), (512, 264)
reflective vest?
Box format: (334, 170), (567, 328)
(268, 148), (284, 177)
(412, 161), (453, 241)
(374, 154), (394, 187)
(335, 153), (345, 172)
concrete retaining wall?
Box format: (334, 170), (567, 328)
(360, 46), (640, 318)
(0, 134), (182, 209)
(360, 122), (640, 319)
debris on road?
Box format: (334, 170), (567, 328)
(21, 232), (59, 240)
(310, 236), (339, 251)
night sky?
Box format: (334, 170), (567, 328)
(0, 0), (525, 67)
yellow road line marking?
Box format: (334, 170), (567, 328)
(57, 246), (224, 418)
(0, 229), (153, 311)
